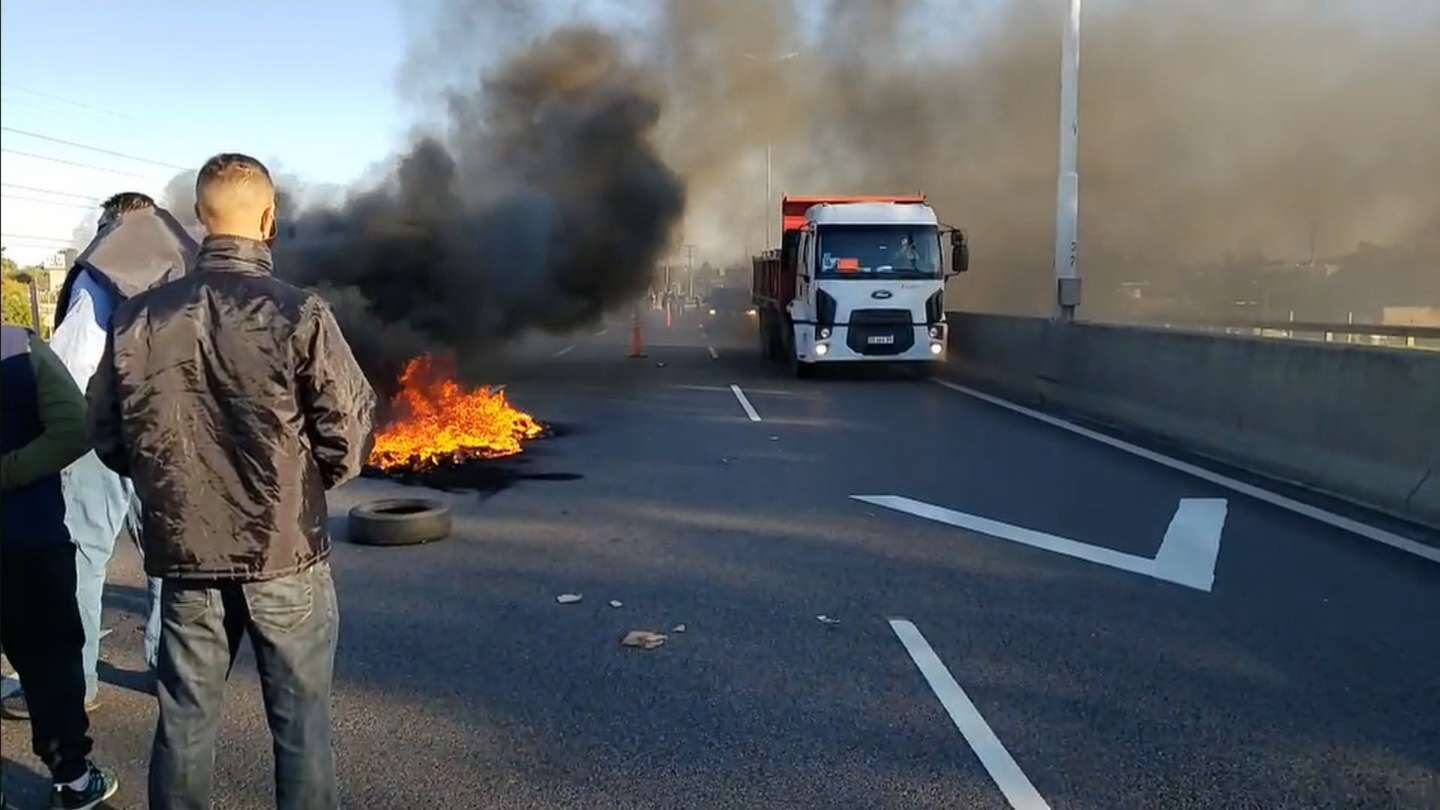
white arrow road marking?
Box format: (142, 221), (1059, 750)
(890, 619), (1051, 810)
(931, 378), (1439, 565)
(854, 495), (1227, 592)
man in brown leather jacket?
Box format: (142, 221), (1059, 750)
(88, 153), (375, 810)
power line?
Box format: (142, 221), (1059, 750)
(0, 183), (101, 202)
(2, 194), (95, 210)
(0, 82), (133, 120)
(0, 233), (76, 244)
(0, 148), (152, 178)
(1, 126), (186, 170)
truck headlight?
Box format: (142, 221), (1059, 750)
(708, 308), (717, 316)
(929, 343), (944, 355)
(928, 325), (943, 339)
(818, 327), (832, 339)
(815, 343), (830, 357)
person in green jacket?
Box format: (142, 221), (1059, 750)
(1, 324), (119, 809)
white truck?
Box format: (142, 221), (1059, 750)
(752, 195), (968, 376)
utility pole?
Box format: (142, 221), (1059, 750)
(765, 143), (773, 249)
(1053, 0), (1082, 321)
(686, 244), (696, 299)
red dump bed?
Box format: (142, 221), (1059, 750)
(753, 194), (927, 308)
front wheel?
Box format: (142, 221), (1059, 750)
(783, 318), (813, 378)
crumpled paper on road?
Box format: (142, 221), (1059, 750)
(620, 630), (667, 650)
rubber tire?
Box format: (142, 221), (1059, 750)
(348, 499), (453, 546)
(783, 318), (814, 378)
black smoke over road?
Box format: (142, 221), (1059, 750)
(647, 0), (1440, 320)
(277, 27), (684, 386)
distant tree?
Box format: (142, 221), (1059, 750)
(2, 275), (33, 328)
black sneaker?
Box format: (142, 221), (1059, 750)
(52, 763), (118, 809)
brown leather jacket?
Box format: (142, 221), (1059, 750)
(89, 236), (375, 581)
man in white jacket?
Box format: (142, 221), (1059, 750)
(2, 193), (197, 718)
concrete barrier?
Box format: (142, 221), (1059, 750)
(945, 313), (1440, 530)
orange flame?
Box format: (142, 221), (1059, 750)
(368, 355), (544, 471)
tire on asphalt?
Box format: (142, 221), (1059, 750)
(348, 498), (453, 546)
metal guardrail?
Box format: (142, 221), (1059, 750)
(1135, 319), (1440, 349)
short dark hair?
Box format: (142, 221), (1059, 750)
(196, 153), (273, 195)
(101, 192), (155, 217)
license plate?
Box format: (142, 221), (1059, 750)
(867, 335), (895, 345)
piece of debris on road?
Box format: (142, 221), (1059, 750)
(671, 624), (687, 633)
(816, 615), (841, 625)
(609, 600), (624, 608)
(620, 630), (667, 650)
(556, 593), (583, 604)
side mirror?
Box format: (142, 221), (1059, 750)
(951, 231), (970, 275)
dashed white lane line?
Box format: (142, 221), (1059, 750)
(594, 327), (609, 337)
(708, 346), (719, 360)
(730, 384), (761, 422)
(889, 619), (1051, 810)
(552, 345), (576, 358)
(931, 378), (1440, 565)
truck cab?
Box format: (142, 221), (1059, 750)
(753, 195), (965, 374)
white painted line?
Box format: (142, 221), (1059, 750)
(552, 345), (576, 358)
(730, 384), (761, 422)
(889, 619), (1051, 810)
(708, 345), (719, 360)
(931, 378), (1440, 565)
(854, 495), (1226, 592)
(593, 327), (609, 337)
(1152, 498), (1228, 591)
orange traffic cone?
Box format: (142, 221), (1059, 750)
(628, 309), (647, 358)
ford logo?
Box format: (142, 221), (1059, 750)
(871, 290), (894, 300)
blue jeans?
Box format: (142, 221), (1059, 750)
(64, 453), (133, 700)
(142, 574), (163, 669)
(149, 563), (339, 810)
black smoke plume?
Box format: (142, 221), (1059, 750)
(278, 27), (684, 386)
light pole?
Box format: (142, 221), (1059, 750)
(1054, 0), (1082, 321)
(745, 51), (800, 251)
(765, 143), (773, 249)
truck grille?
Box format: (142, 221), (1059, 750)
(846, 309), (915, 355)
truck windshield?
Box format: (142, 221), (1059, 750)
(818, 226), (940, 279)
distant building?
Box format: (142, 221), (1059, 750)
(32, 248), (76, 337)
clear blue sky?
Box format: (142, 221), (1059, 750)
(1, 0), (409, 264)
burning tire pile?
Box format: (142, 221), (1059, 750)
(350, 354), (555, 543)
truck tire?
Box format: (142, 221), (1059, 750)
(782, 317), (813, 378)
(758, 312), (774, 358)
(763, 312), (783, 360)
(349, 499), (453, 546)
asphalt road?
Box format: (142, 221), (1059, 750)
(4, 308), (1438, 809)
